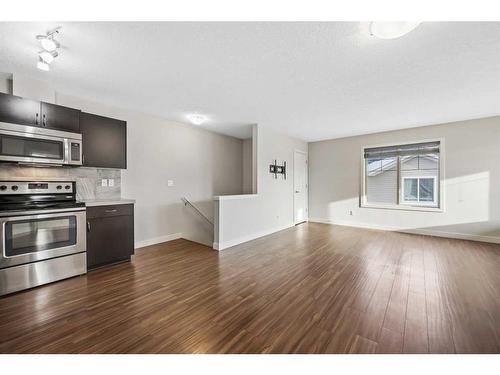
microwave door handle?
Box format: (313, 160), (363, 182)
(63, 139), (70, 164)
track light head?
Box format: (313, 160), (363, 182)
(36, 57), (50, 71)
(36, 26), (62, 51)
(38, 50), (58, 64)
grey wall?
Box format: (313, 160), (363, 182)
(57, 93), (244, 248)
(214, 125), (307, 249)
(309, 116), (500, 243)
(13, 74), (55, 103)
(242, 138), (253, 194)
(0, 73), (12, 94)
(0, 75), (244, 248)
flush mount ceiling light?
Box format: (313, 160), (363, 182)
(35, 27), (62, 71)
(36, 57), (50, 72)
(38, 50), (58, 64)
(186, 114), (208, 125)
(369, 22), (420, 39)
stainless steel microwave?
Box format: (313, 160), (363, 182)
(0, 122), (82, 166)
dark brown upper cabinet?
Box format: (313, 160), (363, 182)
(41, 102), (80, 133)
(0, 92), (41, 126)
(0, 92), (81, 133)
(80, 112), (127, 169)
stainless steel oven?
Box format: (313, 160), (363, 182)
(0, 181), (87, 296)
(0, 122), (82, 166)
(0, 209), (86, 269)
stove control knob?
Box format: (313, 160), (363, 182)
(11, 185), (18, 191)
(56, 185), (62, 190)
(65, 185), (71, 190)
(0, 185), (7, 191)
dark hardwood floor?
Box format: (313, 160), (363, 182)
(1, 223), (499, 353)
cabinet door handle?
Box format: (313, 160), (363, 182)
(87, 221), (91, 232)
(105, 209), (117, 213)
(42, 114), (46, 126)
(35, 113), (39, 125)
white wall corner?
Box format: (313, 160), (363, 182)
(12, 74), (56, 103)
(135, 232), (182, 249)
(0, 72), (13, 94)
(215, 223), (294, 251)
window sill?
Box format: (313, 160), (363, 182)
(360, 203), (444, 213)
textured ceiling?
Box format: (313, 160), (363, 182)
(0, 22), (499, 140)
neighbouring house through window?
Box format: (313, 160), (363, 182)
(363, 141), (441, 209)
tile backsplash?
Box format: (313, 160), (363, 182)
(0, 164), (121, 201)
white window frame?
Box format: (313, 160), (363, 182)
(401, 176), (438, 206)
(360, 138), (445, 213)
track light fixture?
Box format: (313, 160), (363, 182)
(36, 27), (62, 71)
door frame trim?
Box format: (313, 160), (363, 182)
(293, 149), (308, 225)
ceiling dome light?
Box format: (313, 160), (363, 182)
(36, 57), (50, 71)
(39, 50), (57, 64)
(369, 22), (420, 39)
(186, 114), (208, 125)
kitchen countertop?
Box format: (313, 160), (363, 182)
(1, 177), (77, 182)
(79, 198), (136, 207)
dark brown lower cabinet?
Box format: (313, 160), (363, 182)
(86, 204), (134, 270)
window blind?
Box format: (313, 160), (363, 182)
(364, 141), (440, 159)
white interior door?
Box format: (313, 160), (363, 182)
(294, 150), (308, 224)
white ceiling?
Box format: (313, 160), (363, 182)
(0, 22), (499, 141)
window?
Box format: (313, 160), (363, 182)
(363, 141), (441, 209)
(402, 177), (437, 205)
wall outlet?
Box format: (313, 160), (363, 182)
(101, 179), (108, 187)
(167, 180), (174, 187)
(108, 178), (114, 187)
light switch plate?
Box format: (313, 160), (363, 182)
(101, 179), (108, 187)
(108, 178), (114, 187)
(167, 180), (174, 187)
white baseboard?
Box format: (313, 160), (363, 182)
(309, 218), (401, 231)
(308, 218), (500, 244)
(135, 233), (183, 249)
(214, 223), (294, 251)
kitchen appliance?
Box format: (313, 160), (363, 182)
(0, 180), (86, 296)
(0, 122), (82, 166)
